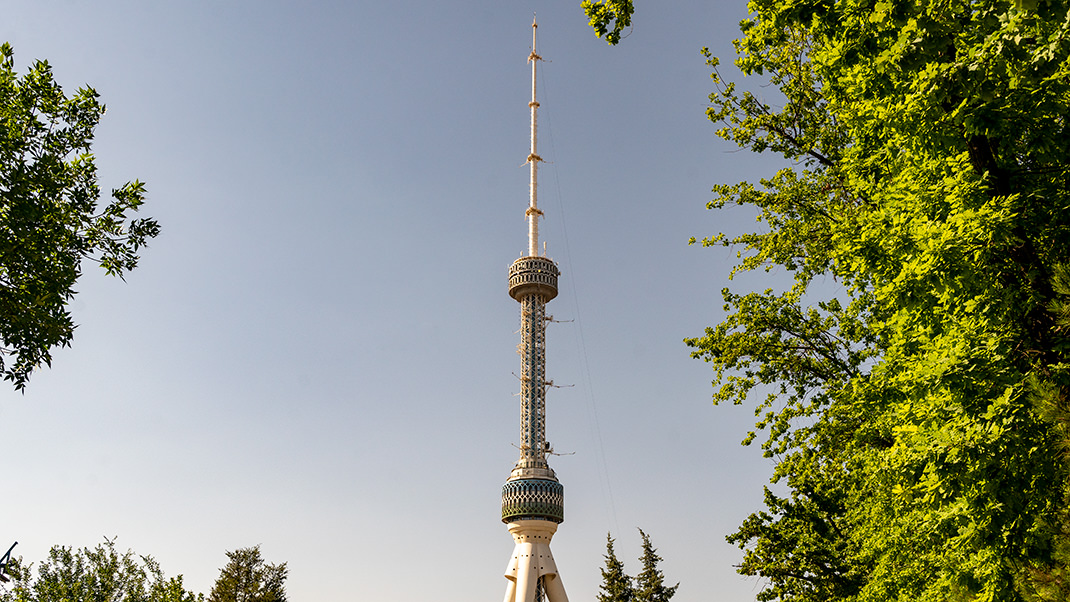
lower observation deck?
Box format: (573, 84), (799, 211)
(502, 478), (565, 523)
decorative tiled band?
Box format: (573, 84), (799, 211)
(501, 478), (565, 523)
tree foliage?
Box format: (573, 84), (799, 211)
(634, 530), (678, 602)
(589, 0), (1070, 600)
(597, 531), (676, 602)
(207, 546), (287, 602)
(581, 0), (635, 45)
(0, 42), (159, 390)
(597, 534), (635, 602)
(0, 539), (201, 602)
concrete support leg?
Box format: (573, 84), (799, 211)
(543, 573), (568, 602)
(502, 578), (517, 602)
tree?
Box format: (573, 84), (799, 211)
(597, 531), (676, 602)
(634, 530), (677, 602)
(597, 533), (634, 602)
(0, 539), (202, 602)
(587, 1), (1070, 601)
(207, 546), (287, 602)
(0, 42), (159, 390)
(581, 0), (635, 45)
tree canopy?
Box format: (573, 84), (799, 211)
(597, 530), (676, 602)
(582, 0), (635, 45)
(0, 539), (201, 602)
(207, 546), (287, 602)
(597, 534), (635, 602)
(587, 0), (1070, 600)
(634, 530), (678, 602)
(0, 542), (290, 602)
(0, 42), (159, 390)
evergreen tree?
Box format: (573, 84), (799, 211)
(207, 546), (287, 602)
(633, 530), (677, 602)
(597, 533), (634, 602)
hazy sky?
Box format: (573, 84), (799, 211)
(1, 2), (796, 600)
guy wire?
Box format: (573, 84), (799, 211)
(538, 63), (619, 536)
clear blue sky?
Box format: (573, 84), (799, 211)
(1, 2), (794, 600)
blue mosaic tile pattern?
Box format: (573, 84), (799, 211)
(502, 478), (565, 523)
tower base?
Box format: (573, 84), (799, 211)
(502, 520), (569, 602)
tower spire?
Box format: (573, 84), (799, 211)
(526, 15), (543, 257)
(499, 18), (570, 602)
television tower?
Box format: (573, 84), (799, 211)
(499, 17), (570, 602)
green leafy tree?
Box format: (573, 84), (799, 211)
(587, 0), (1070, 601)
(207, 546), (287, 602)
(581, 0), (635, 45)
(634, 530), (677, 602)
(1017, 263), (1070, 602)
(0, 42), (159, 390)
(597, 533), (634, 602)
(0, 539), (202, 602)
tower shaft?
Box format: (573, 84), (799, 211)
(518, 293), (548, 469)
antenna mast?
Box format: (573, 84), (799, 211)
(526, 16), (544, 257)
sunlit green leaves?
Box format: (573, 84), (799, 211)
(581, 0), (635, 45)
(0, 43), (159, 390)
(0, 539), (202, 602)
(679, 0), (1070, 599)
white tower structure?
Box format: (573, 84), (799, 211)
(499, 18), (569, 602)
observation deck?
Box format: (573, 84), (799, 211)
(508, 256), (559, 302)
(502, 477), (565, 524)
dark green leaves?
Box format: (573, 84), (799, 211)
(597, 534), (634, 602)
(0, 43), (159, 390)
(597, 531), (677, 602)
(207, 546), (287, 602)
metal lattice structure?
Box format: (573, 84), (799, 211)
(499, 17), (570, 602)
(519, 294), (548, 468)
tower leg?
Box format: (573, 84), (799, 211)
(502, 578), (517, 602)
(543, 573), (569, 602)
(515, 542), (539, 602)
(514, 559), (538, 602)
